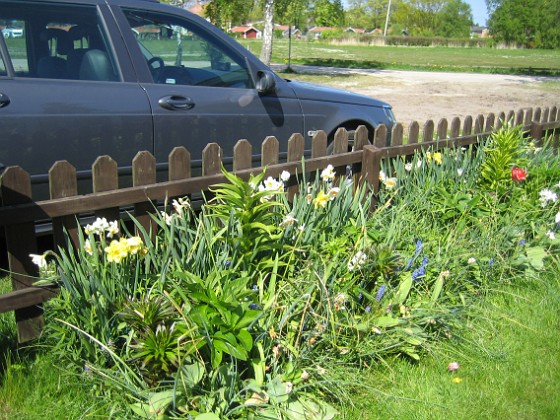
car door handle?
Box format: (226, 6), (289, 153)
(0, 92), (10, 108)
(158, 95), (195, 111)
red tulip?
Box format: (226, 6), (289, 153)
(511, 167), (527, 182)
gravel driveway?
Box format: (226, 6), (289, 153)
(279, 65), (560, 128)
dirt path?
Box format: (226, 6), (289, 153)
(283, 65), (560, 127)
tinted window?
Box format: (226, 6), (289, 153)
(0, 1), (119, 81)
(123, 9), (253, 89)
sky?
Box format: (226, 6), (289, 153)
(342, 0), (490, 27)
(466, 0), (489, 26)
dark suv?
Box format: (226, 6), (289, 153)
(0, 0), (395, 197)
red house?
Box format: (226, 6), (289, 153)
(230, 26), (262, 39)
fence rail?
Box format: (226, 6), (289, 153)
(1, 106), (559, 342)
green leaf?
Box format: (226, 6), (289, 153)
(181, 362), (205, 388)
(237, 328), (253, 351)
(195, 414), (221, 420)
(396, 272), (413, 304)
(431, 275), (444, 304)
(526, 246), (547, 270)
(374, 316), (401, 328)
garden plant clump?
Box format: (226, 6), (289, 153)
(23, 125), (560, 418)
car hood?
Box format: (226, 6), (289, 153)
(285, 79), (391, 109)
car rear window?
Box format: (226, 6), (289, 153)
(0, 1), (119, 81)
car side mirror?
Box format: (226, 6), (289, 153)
(256, 70), (276, 95)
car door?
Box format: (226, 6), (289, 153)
(114, 6), (304, 171)
(0, 0), (152, 197)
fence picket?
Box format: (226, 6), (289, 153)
(169, 147), (191, 181)
(93, 156), (119, 223)
(49, 161), (78, 249)
(332, 127), (349, 155)
(462, 115), (472, 136)
(423, 120), (434, 142)
(0, 166), (44, 342)
(485, 113), (495, 132)
(437, 119), (448, 140)
(311, 130), (327, 158)
(233, 139), (252, 171)
(374, 124), (387, 147)
(450, 117), (460, 138)
(261, 136), (279, 167)
(391, 123), (404, 146)
(408, 121), (420, 144)
(287, 133), (305, 199)
(474, 115), (484, 134)
(132, 151), (157, 236)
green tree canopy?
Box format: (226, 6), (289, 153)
(436, 0), (472, 37)
(312, 0), (345, 27)
(487, 0), (560, 48)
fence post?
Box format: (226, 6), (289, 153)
(530, 121), (544, 143)
(0, 166), (43, 342)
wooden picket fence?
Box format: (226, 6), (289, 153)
(0, 106), (559, 343)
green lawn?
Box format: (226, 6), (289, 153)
(341, 268), (560, 419)
(239, 39), (560, 75)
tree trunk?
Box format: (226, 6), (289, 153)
(260, 0), (274, 66)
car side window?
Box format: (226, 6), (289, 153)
(123, 9), (253, 89)
(0, 1), (119, 81)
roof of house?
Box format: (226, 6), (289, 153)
(230, 26), (261, 34)
(188, 4), (205, 17)
(308, 26), (335, 33)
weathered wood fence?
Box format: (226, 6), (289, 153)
(1, 106), (559, 342)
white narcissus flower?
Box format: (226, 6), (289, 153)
(555, 212), (560, 224)
(30, 253), (47, 269)
(327, 187), (340, 200)
(84, 239), (93, 256)
(405, 162), (413, 172)
(106, 220), (119, 238)
(546, 230), (555, 240)
(280, 170), (290, 182)
(383, 177), (398, 189)
(280, 213), (297, 227)
(321, 164), (335, 182)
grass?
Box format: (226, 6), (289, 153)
(239, 39), (560, 76)
(341, 266), (560, 419)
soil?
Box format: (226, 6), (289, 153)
(283, 65), (560, 128)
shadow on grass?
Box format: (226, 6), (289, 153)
(295, 58), (388, 70)
(283, 57), (560, 77)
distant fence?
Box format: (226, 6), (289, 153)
(0, 106), (558, 343)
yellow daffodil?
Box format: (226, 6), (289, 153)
(313, 190), (330, 208)
(105, 239), (129, 263)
